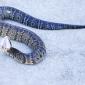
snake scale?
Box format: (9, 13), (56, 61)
(0, 6), (85, 64)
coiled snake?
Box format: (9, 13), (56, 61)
(0, 6), (85, 64)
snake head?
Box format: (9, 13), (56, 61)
(0, 36), (12, 52)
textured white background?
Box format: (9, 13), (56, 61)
(0, 0), (85, 85)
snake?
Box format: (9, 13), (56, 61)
(0, 6), (85, 64)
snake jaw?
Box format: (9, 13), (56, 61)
(0, 36), (12, 52)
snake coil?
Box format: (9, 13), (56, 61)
(0, 6), (85, 64)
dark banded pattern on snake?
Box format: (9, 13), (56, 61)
(0, 6), (85, 64)
(0, 6), (85, 30)
(0, 22), (46, 64)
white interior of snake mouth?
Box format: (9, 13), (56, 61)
(0, 37), (32, 54)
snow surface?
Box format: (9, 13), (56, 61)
(0, 0), (85, 85)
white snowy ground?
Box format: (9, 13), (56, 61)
(0, 0), (85, 85)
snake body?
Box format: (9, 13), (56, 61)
(0, 22), (46, 64)
(0, 6), (85, 64)
(1, 6), (85, 30)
